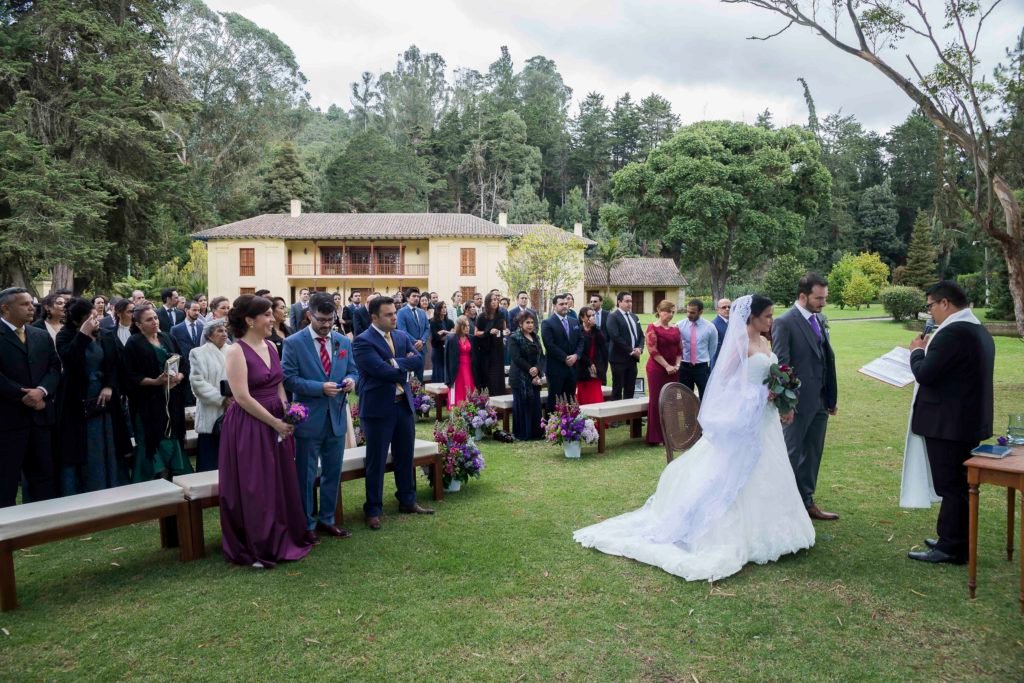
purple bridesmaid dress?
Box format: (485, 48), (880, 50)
(219, 340), (312, 567)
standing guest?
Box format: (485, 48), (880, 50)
(429, 302), (454, 384)
(500, 296), (511, 310)
(448, 290), (464, 321)
(565, 294), (578, 320)
(645, 301), (683, 446)
(156, 288), (182, 333)
(175, 294), (186, 314)
(392, 290), (405, 307)
(396, 287), (429, 382)
(282, 293), (358, 541)
(508, 313), (545, 440)
(352, 296), (433, 530)
(906, 281), (995, 565)
(508, 291), (535, 333)
(606, 292), (644, 401)
(352, 292), (375, 338)
(255, 289), (271, 299)
(99, 296), (120, 331)
(0, 288), (60, 507)
(188, 319), (230, 472)
(219, 295), (313, 566)
(56, 299), (130, 493)
(589, 294), (608, 340)
(418, 293), (431, 315)
(677, 299), (718, 399)
(332, 292), (345, 334)
(131, 289), (146, 306)
(289, 288), (310, 331)
(122, 304), (192, 482)
(342, 291), (361, 336)
(463, 300), (478, 332)
(170, 300), (204, 407)
(91, 295), (107, 319)
(474, 292), (508, 397)
(195, 294), (209, 319)
(268, 297), (291, 358)
(418, 293), (432, 374)
(472, 292), (483, 310)
(772, 273), (839, 521)
(541, 293), (582, 412)
(711, 299), (730, 368)
(94, 295), (116, 331)
(33, 293), (66, 346)
(444, 316), (476, 410)
(576, 307), (607, 405)
(207, 296), (230, 322)
(112, 298), (137, 348)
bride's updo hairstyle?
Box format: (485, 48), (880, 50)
(747, 295), (773, 322)
(228, 294), (271, 338)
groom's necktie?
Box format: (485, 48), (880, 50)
(808, 314), (823, 342)
(317, 336), (332, 375)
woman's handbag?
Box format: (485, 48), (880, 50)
(83, 396), (108, 418)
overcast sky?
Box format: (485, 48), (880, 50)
(205, 0), (1023, 132)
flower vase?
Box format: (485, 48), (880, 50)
(445, 478), (462, 493)
(563, 441), (581, 459)
(474, 426), (483, 441)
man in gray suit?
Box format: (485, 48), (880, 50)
(771, 273), (839, 521)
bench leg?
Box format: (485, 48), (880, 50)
(431, 459), (444, 501)
(630, 417), (642, 439)
(436, 399), (443, 422)
(159, 515), (180, 549)
(597, 420), (606, 454)
(189, 500), (206, 559)
(176, 502), (193, 562)
(503, 409), (510, 433)
(0, 543), (15, 612)
(1008, 487), (1015, 562)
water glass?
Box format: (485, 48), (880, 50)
(1008, 413), (1024, 446)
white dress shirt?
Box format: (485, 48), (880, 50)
(677, 317), (719, 364)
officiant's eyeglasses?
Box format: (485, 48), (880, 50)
(924, 300), (943, 311)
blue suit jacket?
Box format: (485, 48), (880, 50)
(352, 327), (422, 418)
(396, 305), (429, 347)
(282, 330), (358, 439)
(170, 319), (204, 363)
(540, 314), (582, 379)
(711, 315), (728, 368)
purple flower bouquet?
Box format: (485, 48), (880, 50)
(279, 402), (309, 441)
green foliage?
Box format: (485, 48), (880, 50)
(258, 142), (318, 214)
(853, 181), (903, 263)
(762, 255), (806, 307)
(843, 273), (875, 309)
(497, 231), (583, 314)
(987, 255), (1016, 321)
(111, 275), (158, 300)
(827, 254), (858, 309)
(323, 130), (432, 212)
(880, 286), (926, 322)
(555, 186), (590, 232)
(850, 252), (891, 294)
(956, 272), (985, 307)
(903, 213), (938, 291)
(590, 237), (627, 298)
(507, 184), (549, 224)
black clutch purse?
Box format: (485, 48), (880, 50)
(219, 379), (232, 398)
(83, 396), (108, 418)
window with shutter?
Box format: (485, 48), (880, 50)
(239, 248), (255, 276)
(460, 248), (476, 276)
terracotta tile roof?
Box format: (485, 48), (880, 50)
(584, 258), (688, 288)
(192, 213), (517, 240)
(507, 223), (596, 247)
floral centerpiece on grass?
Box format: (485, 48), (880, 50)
(452, 389), (497, 437)
(350, 404), (366, 446)
(764, 363), (801, 415)
(433, 419), (485, 490)
(541, 398), (598, 458)
(409, 378), (435, 419)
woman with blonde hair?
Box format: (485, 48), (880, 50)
(444, 315), (476, 409)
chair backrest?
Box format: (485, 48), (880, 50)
(659, 382), (702, 463)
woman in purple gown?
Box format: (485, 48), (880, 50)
(219, 295), (313, 568)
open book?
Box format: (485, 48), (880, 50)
(859, 347), (915, 387)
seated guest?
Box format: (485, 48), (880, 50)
(33, 292), (66, 346)
(268, 296), (291, 358)
(188, 319), (230, 472)
(444, 315), (475, 409)
(56, 299), (131, 493)
(508, 313), (545, 440)
(0, 287), (60, 507)
(645, 300), (682, 446)
(206, 296), (230, 322)
(575, 306), (607, 406)
(220, 295), (313, 567)
(429, 302), (454, 384)
(122, 304), (193, 482)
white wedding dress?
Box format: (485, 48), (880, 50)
(574, 352), (815, 582)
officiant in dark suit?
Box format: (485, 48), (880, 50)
(906, 281), (995, 565)
(772, 273), (839, 522)
(0, 288), (60, 507)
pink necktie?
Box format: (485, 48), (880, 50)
(690, 323), (697, 366)
(318, 337), (331, 375)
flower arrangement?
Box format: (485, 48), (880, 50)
(764, 363), (801, 414)
(409, 378), (434, 418)
(350, 404), (366, 446)
(541, 399), (598, 446)
(452, 390), (497, 435)
(279, 402), (309, 442)
(433, 420), (485, 486)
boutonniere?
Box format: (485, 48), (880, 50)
(820, 316), (830, 333)
(337, 348), (347, 360)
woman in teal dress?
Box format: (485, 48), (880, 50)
(122, 303), (193, 481)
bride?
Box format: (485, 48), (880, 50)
(574, 295), (815, 581)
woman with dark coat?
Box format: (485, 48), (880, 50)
(575, 306), (608, 405)
(122, 303), (193, 482)
(508, 313), (546, 440)
(472, 292), (508, 397)
(429, 302), (454, 384)
(55, 299), (134, 493)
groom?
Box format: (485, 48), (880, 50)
(282, 293), (358, 541)
(772, 273), (839, 521)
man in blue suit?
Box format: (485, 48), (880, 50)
(352, 295), (433, 530)
(710, 298), (730, 368)
(508, 291), (537, 333)
(395, 287), (429, 382)
(170, 300), (204, 406)
(282, 293), (359, 540)
(540, 293), (582, 413)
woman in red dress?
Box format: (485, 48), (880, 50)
(646, 300), (682, 445)
(445, 316), (476, 409)
(576, 307), (607, 405)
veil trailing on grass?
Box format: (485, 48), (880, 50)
(646, 295), (770, 546)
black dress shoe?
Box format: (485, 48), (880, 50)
(908, 548), (966, 565)
(398, 503), (435, 515)
(924, 538), (939, 549)
(316, 522), (352, 539)
(303, 530), (321, 546)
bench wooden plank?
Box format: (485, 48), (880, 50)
(580, 398), (650, 454)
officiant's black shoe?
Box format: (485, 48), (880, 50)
(399, 503), (435, 515)
(908, 548), (966, 565)
(316, 522), (352, 539)
(806, 504), (839, 521)
(924, 538), (939, 550)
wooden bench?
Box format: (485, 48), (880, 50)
(424, 383), (449, 421)
(489, 386), (613, 431)
(0, 479), (191, 611)
(580, 397), (650, 453)
(173, 439), (442, 558)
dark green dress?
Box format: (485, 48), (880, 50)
(132, 342), (193, 482)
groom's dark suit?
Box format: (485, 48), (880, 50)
(772, 306), (837, 510)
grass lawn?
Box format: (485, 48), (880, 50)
(2, 320), (1023, 680)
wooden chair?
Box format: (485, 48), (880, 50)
(659, 382), (702, 463)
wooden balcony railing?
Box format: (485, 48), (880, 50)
(287, 263), (429, 277)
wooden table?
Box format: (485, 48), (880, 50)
(966, 445), (1023, 613)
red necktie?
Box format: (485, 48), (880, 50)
(318, 336), (331, 375)
(690, 322), (697, 367)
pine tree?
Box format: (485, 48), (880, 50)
(904, 213), (938, 291)
(258, 142), (318, 214)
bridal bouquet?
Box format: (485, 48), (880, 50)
(764, 363), (801, 414)
(541, 399), (598, 446)
(279, 402), (310, 442)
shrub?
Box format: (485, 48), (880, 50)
(827, 253), (858, 309)
(892, 265), (908, 285)
(843, 273), (875, 309)
(956, 272), (984, 307)
(880, 286), (926, 321)
(762, 255), (806, 307)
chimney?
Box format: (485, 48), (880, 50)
(573, 222), (583, 237)
(498, 212), (508, 227)
(290, 199), (301, 217)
